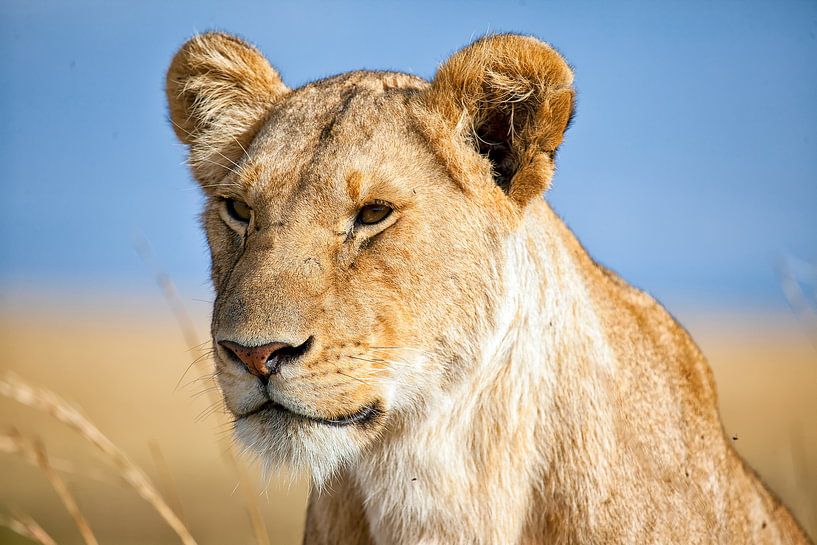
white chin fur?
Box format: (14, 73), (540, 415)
(233, 412), (367, 486)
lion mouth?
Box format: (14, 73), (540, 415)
(239, 400), (381, 427)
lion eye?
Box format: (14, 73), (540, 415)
(356, 203), (392, 225)
(225, 199), (252, 223)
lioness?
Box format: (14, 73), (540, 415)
(166, 32), (811, 544)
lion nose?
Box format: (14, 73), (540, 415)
(218, 337), (313, 377)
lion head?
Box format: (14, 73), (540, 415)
(166, 32), (573, 482)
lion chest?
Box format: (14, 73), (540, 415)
(351, 397), (536, 544)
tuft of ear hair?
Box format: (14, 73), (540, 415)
(166, 32), (289, 186)
(420, 34), (575, 208)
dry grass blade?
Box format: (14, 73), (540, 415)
(135, 235), (270, 545)
(149, 440), (187, 527)
(31, 438), (98, 545)
(1, 510), (58, 545)
(1, 431), (120, 486)
(225, 449), (271, 545)
(133, 234), (202, 353)
(789, 424), (817, 533)
(0, 373), (198, 545)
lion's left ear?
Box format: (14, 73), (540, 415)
(419, 34), (574, 208)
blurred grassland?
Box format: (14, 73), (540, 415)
(0, 303), (814, 544)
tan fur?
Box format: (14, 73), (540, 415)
(166, 33), (812, 544)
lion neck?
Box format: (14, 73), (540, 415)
(351, 199), (619, 542)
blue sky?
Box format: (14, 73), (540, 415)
(1, 1), (815, 310)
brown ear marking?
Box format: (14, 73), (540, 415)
(418, 34), (575, 208)
(166, 32), (290, 185)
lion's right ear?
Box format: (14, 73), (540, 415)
(166, 32), (289, 185)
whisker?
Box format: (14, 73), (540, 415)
(194, 402), (225, 423)
(347, 354), (414, 369)
(193, 157), (242, 178)
(197, 181), (243, 191)
(347, 355), (387, 364)
(338, 371), (372, 386)
(231, 134), (252, 163)
(191, 385), (222, 399)
(186, 339), (212, 352)
(174, 352), (215, 392)
(370, 346), (435, 357)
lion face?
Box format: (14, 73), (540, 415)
(167, 33), (573, 480)
(206, 83), (505, 480)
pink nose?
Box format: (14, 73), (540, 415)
(218, 340), (305, 377)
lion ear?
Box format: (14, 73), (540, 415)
(420, 34), (574, 207)
(166, 32), (289, 185)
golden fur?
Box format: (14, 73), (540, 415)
(166, 32), (812, 544)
